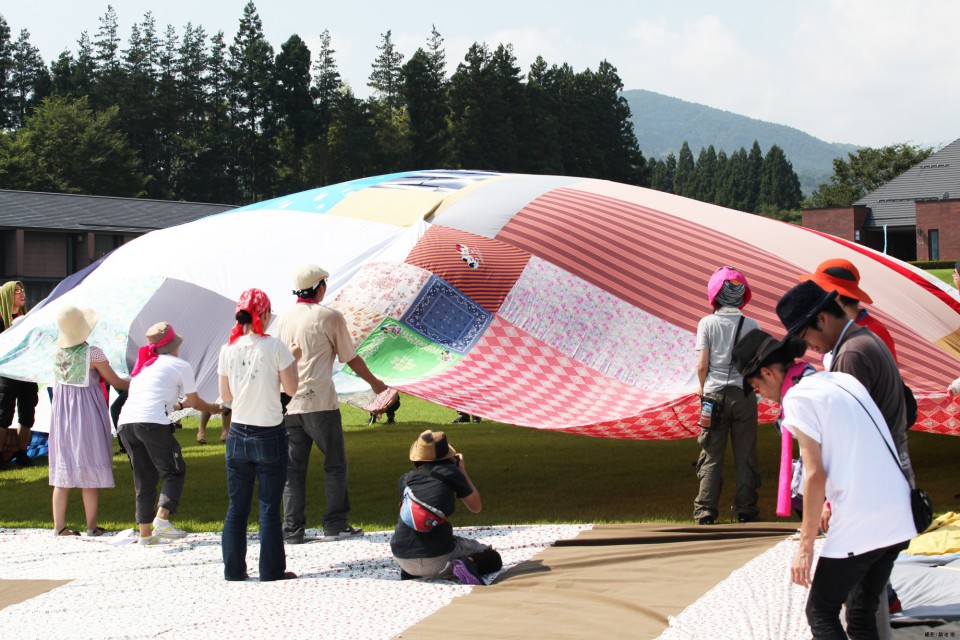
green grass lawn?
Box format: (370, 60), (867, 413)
(1, 394), (957, 532)
(929, 268), (954, 285)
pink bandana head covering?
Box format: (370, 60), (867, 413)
(228, 288), (271, 345)
(131, 322), (181, 377)
(707, 266), (752, 309)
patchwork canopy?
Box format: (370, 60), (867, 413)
(2, 170), (959, 439)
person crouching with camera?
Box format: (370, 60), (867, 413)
(390, 430), (502, 585)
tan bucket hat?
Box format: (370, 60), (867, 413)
(409, 430), (457, 463)
(56, 305), (99, 348)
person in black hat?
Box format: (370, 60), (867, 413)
(776, 280), (912, 492)
(389, 430), (502, 585)
(733, 329), (915, 639)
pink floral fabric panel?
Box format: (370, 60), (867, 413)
(333, 261), (432, 320)
(498, 257), (696, 392)
(327, 302), (386, 350)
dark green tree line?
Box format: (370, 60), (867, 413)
(647, 139), (802, 219)
(0, 2), (735, 208)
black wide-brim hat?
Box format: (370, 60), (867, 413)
(776, 280), (839, 336)
(732, 329), (791, 381)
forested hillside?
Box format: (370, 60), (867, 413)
(624, 89), (858, 194)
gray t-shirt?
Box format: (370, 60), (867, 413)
(830, 323), (911, 477)
(696, 308), (759, 393)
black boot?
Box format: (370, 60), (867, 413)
(471, 548), (503, 574)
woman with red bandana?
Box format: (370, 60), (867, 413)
(218, 288), (301, 581)
(117, 322), (223, 545)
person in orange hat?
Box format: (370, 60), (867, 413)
(802, 259), (896, 362)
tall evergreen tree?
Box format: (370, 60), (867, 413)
(92, 5), (123, 110)
(400, 27), (447, 169)
(368, 30), (408, 173)
(168, 22), (211, 201)
(368, 30), (405, 116)
(273, 33), (315, 194)
(758, 144), (802, 212)
(745, 140), (763, 212)
(120, 14), (159, 191)
(227, 1), (277, 202)
(308, 29), (342, 187)
(673, 141), (695, 197)
(50, 33), (97, 100)
(201, 31), (237, 202)
(693, 144), (718, 202)
(327, 87), (377, 183)
(9, 29), (50, 129)
(517, 55), (562, 174)
(583, 60), (644, 184)
(150, 24), (181, 197)
(649, 153), (676, 193)
(0, 16), (15, 130)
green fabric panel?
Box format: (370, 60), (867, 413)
(346, 318), (461, 384)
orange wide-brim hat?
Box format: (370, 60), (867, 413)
(800, 258), (872, 304)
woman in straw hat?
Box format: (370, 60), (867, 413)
(218, 288), (301, 581)
(50, 305), (129, 537)
(390, 430), (502, 585)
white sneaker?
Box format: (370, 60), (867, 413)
(152, 520), (188, 539)
(138, 536), (169, 547)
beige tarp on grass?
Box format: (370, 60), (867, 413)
(397, 523), (798, 640)
(0, 580), (71, 610)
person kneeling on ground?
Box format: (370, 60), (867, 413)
(390, 430), (501, 585)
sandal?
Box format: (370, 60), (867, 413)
(54, 527), (80, 537)
(197, 431), (207, 445)
(84, 526), (106, 537)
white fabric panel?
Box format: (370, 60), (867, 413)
(77, 210), (424, 316)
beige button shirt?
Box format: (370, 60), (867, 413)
(275, 302), (357, 413)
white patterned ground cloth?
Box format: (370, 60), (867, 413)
(0, 524), (588, 640)
(658, 537), (820, 640)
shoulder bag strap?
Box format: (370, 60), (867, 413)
(823, 378), (911, 487)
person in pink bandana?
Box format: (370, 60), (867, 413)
(117, 322), (223, 545)
(218, 288), (301, 581)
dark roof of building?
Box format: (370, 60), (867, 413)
(0, 190), (236, 233)
(856, 138), (960, 227)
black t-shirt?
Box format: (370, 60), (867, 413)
(389, 462), (474, 559)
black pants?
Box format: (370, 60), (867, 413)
(806, 540), (909, 639)
(118, 422), (186, 524)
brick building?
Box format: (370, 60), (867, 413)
(802, 137), (960, 261)
(0, 190), (234, 307)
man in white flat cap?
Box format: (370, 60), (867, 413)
(276, 264), (388, 543)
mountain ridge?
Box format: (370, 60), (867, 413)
(624, 89), (859, 193)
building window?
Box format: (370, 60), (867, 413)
(929, 229), (940, 261)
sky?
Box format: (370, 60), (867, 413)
(4, 0), (958, 149)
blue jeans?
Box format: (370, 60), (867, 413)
(222, 422), (288, 582)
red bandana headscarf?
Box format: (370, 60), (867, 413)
(228, 288), (271, 345)
(130, 325), (179, 377)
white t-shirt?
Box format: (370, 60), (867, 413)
(781, 371), (915, 558)
(118, 355), (197, 426)
(218, 334), (295, 427)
